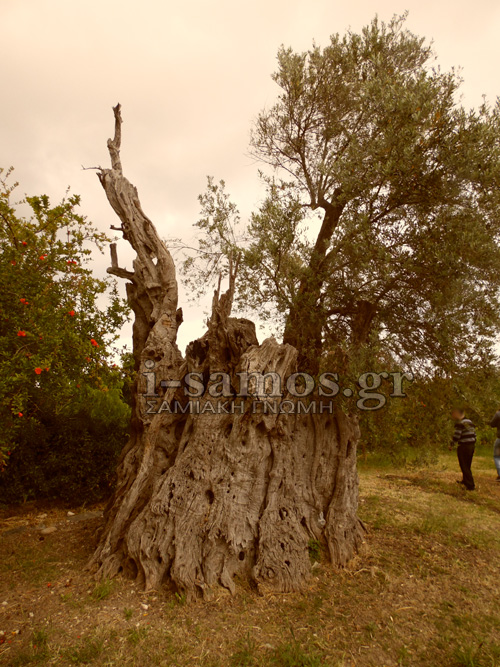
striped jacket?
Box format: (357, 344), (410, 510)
(489, 410), (500, 438)
(452, 418), (476, 446)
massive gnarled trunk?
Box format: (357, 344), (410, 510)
(89, 105), (365, 599)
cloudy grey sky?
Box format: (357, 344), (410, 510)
(2, 0), (499, 353)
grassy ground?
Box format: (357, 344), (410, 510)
(0, 446), (499, 667)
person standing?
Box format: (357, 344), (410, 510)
(488, 407), (500, 482)
(450, 408), (476, 491)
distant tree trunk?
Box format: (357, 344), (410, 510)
(89, 105), (365, 599)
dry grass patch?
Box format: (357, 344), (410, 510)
(1, 448), (499, 666)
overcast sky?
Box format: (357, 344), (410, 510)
(2, 0), (499, 353)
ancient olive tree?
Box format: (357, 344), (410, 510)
(90, 16), (500, 598)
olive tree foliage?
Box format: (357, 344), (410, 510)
(182, 176), (309, 328)
(182, 177), (243, 307)
(185, 15), (500, 374)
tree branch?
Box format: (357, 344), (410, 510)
(107, 103), (123, 173)
(96, 104), (180, 361)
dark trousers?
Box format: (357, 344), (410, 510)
(457, 444), (475, 490)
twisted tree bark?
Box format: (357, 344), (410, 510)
(89, 105), (365, 599)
